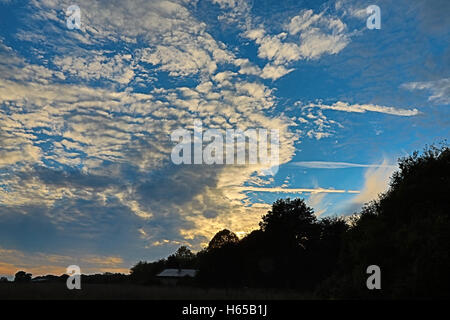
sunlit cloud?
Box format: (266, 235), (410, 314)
(344, 159), (398, 213)
(0, 247), (128, 277)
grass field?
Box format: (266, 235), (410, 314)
(0, 283), (310, 300)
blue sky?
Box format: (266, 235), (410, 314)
(0, 0), (449, 277)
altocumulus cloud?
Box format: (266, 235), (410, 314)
(0, 0), (302, 271)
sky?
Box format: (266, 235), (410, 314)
(0, 0), (449, 278)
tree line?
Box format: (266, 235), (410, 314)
(130, 144), (450, 298)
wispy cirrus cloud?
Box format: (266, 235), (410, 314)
(303, 101), (420, 116)
(401, 78), (450, 105)
(291, 161), (397, 169)
(237, 186), (360, 194)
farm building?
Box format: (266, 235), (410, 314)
(156, 269), (198, 286)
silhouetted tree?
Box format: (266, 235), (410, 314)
(14, 271), (32, 283)
(80, 272), (128, 284)
(259, 198), (322, 289)
(167, 246), (196, 268)
(260, 198), (320, 249)
(198, 199), (327, 290)
(197, 230), (241, 287)
(207, 229), (239, 250)
(312, 216), (349, 284)
(174, 246), (195, 259)
(261, 198), (315, 230)
(130, 259), (166, 285)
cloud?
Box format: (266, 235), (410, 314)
(345, 159), (397, 213)
(402, 78), (450, 104)
(244, 8), (350, 66)
(306, 130), (332, 140)
(208, 3), (353, 82)
(304, 101), (420, 116)
(291, 161), (397, 169)
(247, 32), (302, 65)
(306, 192), (328, 216)
(0, 246), (128, 277)
(334, 0), (368, 20)
(53, 53), (136, 85)
(237, 186), (359, 194)
(211, 0), (253, 27)
(294, 108), (341, 140)
(260, 64), (294, 80)
(285, 9), (349, 59)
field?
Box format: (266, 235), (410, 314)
(0, 283), (310, 300)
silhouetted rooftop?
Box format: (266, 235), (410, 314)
(156, 269), (198, 278)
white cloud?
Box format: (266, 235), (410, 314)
(244, 8), (350, 67)
(250, 32), (302, 65)
(211, 0), (252, 27)
(307, 130), (332, 140)
(286, 9), (349, 60)
(305, 101), (420, 116)
(297, 28), (349, 60)
(260, 64), (294, 80)
(402, 78), (450, 104)
(235, 59), (262, 76)
(53, 53), (136, 84)
(334, 0), (368, 20)
(295, 108), (340, 140)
